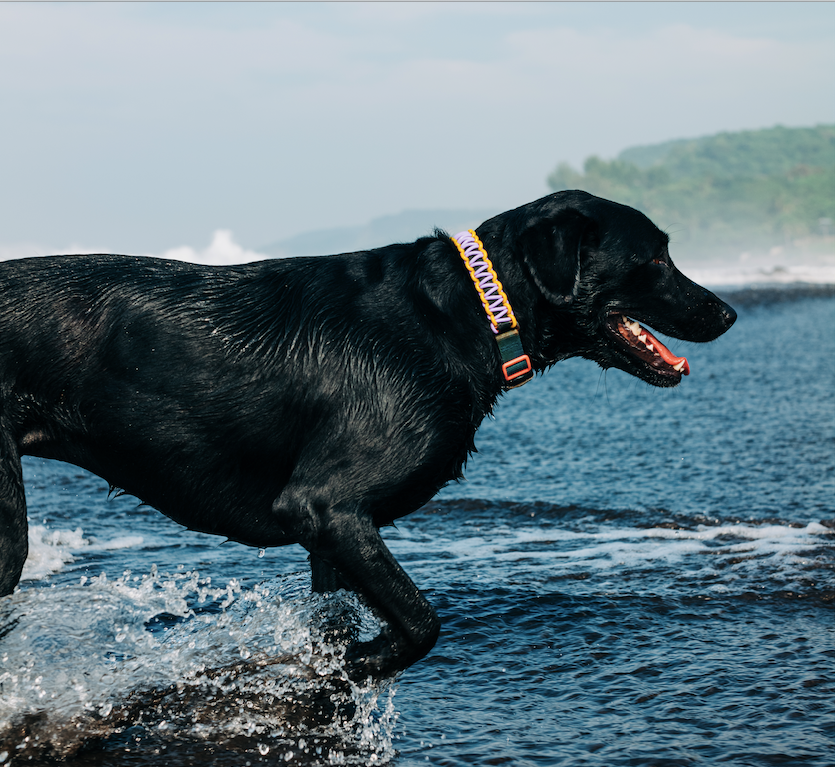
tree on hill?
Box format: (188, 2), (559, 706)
(547, 125), (835, 258)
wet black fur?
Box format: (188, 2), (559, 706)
(0, 191), (736, 677)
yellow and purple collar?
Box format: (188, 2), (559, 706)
(452, 230), (533, 389)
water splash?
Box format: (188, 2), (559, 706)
(0, 569), (398, 764)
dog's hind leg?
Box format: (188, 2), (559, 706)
(0, 434), (27, 597)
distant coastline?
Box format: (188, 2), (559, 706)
(2, 125), (832, 279)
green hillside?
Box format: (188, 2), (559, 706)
(547, 125), (835, 259)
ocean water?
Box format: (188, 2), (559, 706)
(1, 285), (833, 766)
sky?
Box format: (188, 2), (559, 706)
(1, 2), (833, 259)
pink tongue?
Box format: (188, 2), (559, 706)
(643, 328), (690, 375)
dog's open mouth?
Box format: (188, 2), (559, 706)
(607, 313), (690, 377)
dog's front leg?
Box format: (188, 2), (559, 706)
(310, 552), (351, 593)
(274, 497), (440, 679)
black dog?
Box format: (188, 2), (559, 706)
(0, 191), (735, 677)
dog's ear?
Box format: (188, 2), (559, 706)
(519, 208), (594, 306)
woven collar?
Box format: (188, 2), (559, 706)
(452, 230), (533, 389)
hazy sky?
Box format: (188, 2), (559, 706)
(1, 2), (833, 256)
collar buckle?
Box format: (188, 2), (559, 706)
(496, 328), (533, 388)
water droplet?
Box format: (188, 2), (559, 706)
(258, 548), (266, 558)
(258, 743), (270, 755)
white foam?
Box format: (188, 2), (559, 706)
(19, 524), (89, 582)
(92, 534), (146, 551)
(386, 518), (833, 592)
(679, 254), (835, 288)
(19, 525), (145, 584)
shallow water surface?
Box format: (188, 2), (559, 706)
(1, 290), (833, 765)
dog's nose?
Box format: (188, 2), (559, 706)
(720, 301), (737, 330)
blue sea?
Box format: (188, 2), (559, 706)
(1, 285), (833, 766)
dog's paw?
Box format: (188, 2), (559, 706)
(343, 630), (406, 680)
(320, 620), (359, 648)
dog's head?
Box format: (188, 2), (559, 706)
(485, 191), (737, 387)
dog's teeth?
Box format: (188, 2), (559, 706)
(624, 319), (641, 335)
(673, 360), (685, 372)
(646, 343), (655, 352)
(639, 334), (648, 344)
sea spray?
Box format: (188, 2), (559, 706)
(0, 569), (398, 763)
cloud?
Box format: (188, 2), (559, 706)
(158, 230), (271, 265)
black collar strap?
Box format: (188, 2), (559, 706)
(452, 230), (533, 389)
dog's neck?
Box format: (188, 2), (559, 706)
(451, 230), (533, 389)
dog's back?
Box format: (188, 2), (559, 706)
(0, 248), (480, 547)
